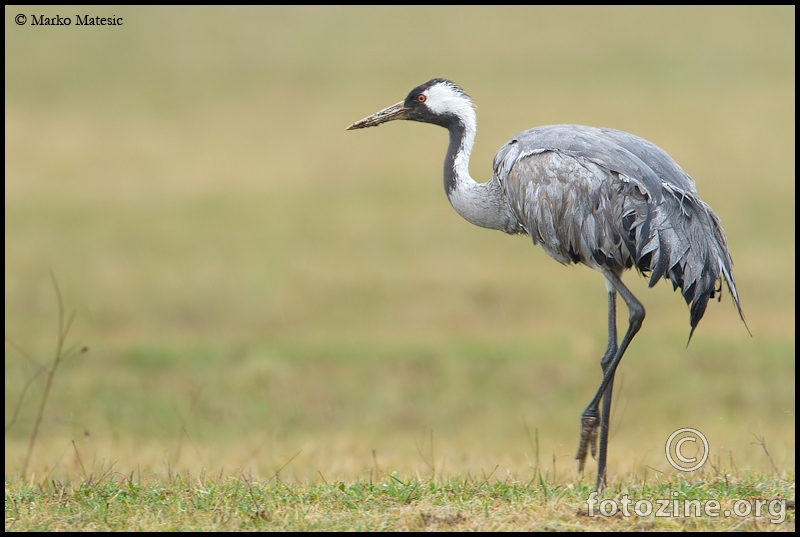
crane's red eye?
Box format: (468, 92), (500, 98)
(416, 94), (427, 103)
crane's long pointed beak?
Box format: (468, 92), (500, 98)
(346, 101), (408, 130)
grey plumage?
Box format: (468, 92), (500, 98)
(347, 79), (748, 490)
(494, 124), (744, 339)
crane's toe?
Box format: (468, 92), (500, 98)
(576, 411), (600, 472)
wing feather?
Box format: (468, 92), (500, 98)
(493, 124), (745, 335)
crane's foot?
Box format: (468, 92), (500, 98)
(575, 410), (599, 473)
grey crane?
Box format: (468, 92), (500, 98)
(346, 79), (748, 490)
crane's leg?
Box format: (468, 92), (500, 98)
(575, 270), (644, 490)
(575, 283), (617, 485)
(597, 286), (618, 489)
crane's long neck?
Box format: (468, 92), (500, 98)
(443, 113), (518, 233)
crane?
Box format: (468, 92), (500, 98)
(346, 79), (748, 490)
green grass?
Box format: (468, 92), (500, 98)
(5, 5), (795, 530)
(5, 471), (794, 531)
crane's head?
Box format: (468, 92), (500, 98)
(346, 79), (475, 131)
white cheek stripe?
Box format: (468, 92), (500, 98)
(422, 84), (478, 181)
(423, 84), (474, 119)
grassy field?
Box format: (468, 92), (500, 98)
(5, 5), (795, 530)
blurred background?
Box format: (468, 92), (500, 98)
(5, 6), (794, 482)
